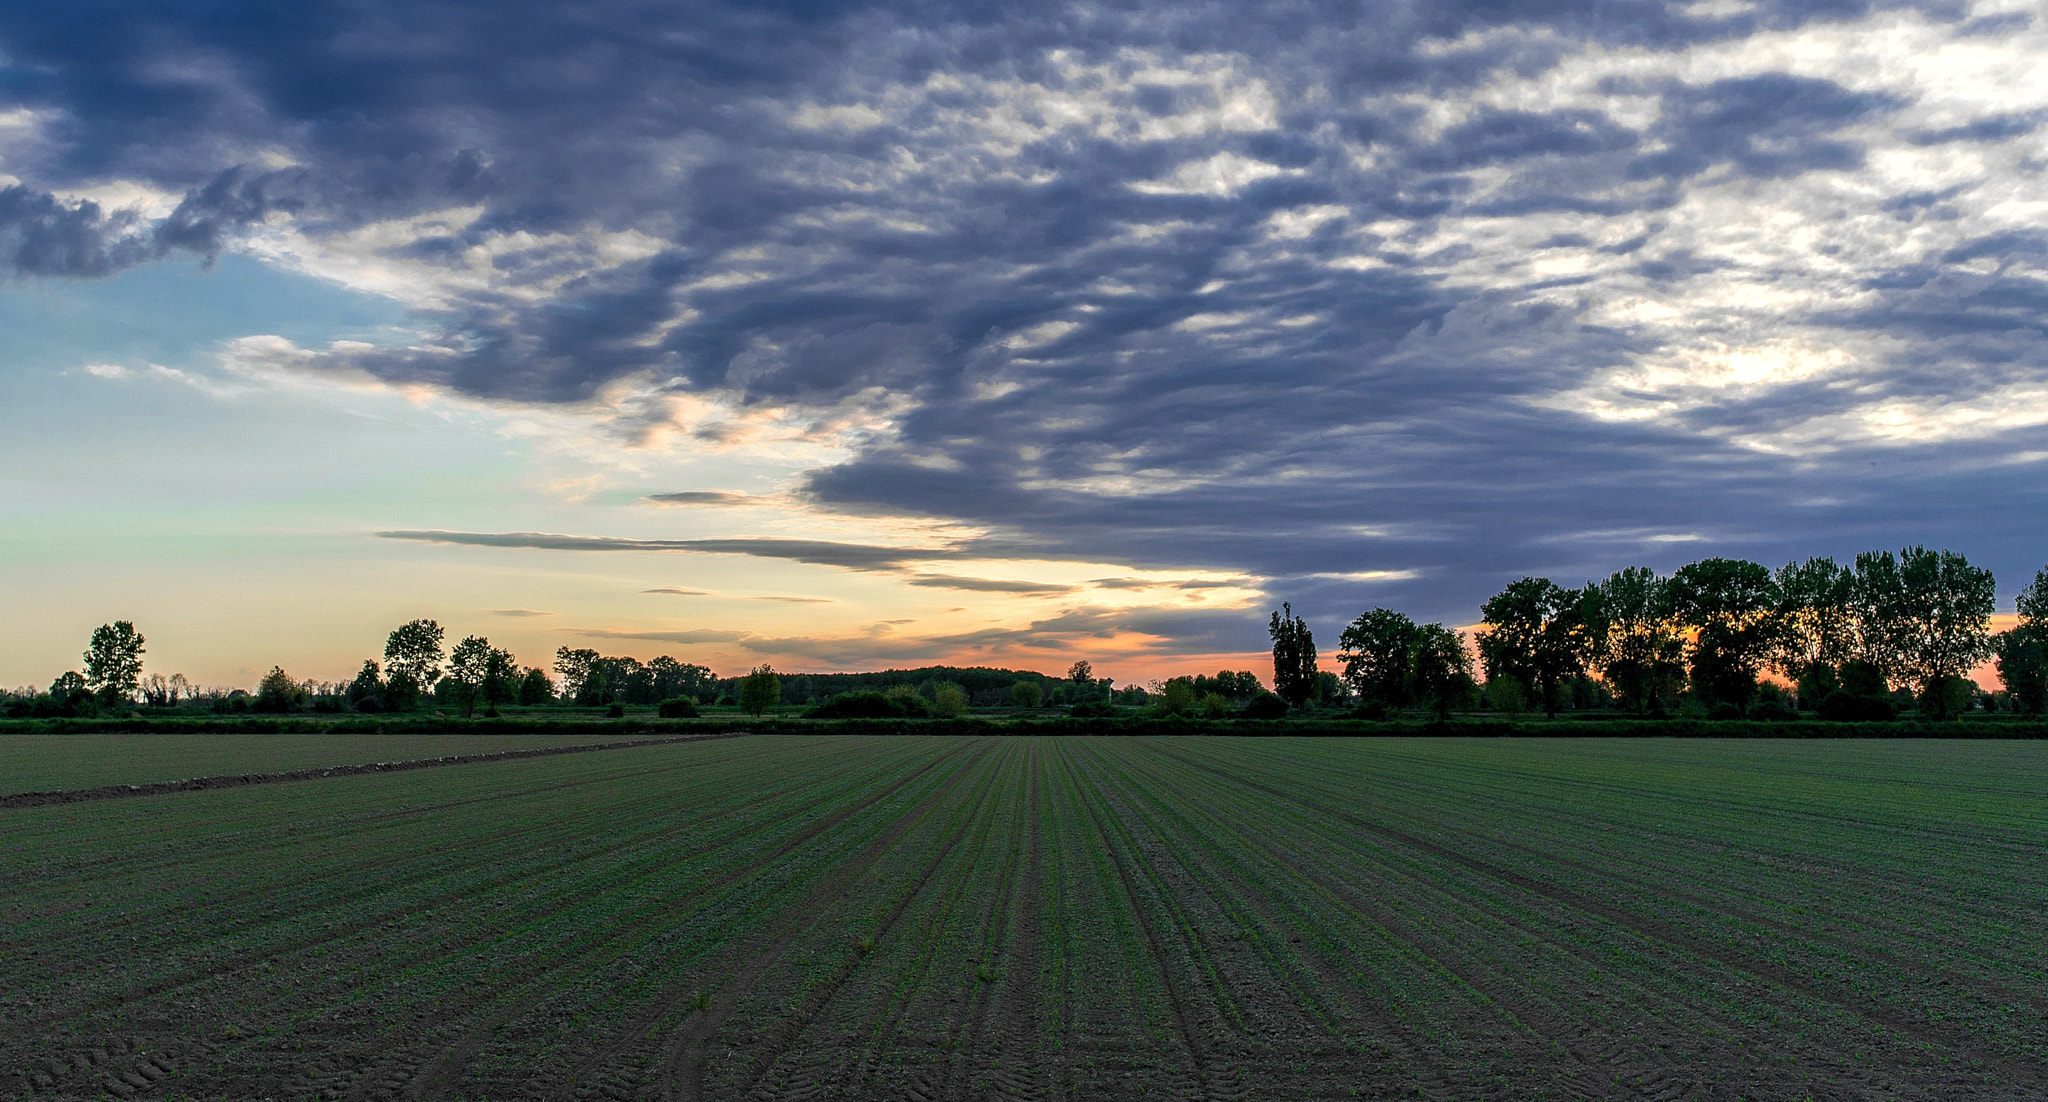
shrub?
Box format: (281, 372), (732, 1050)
(658, 697), (700, 718)
(1241, 693), (1289, 719)
(931, 682), (969, 717)
(1817, 689), (1894, 722)
(1748, 697), (1794, 721)
(1199, 692), (1233, 718)
(739, 665), (782, 716)
(1916, 675), (1974, 721)
(1706, 701), (1745, 721)
(1152, 677), (1196, 717)
(1010, 680), (1043, 709)
(1069, 701), (1116, 718)
(807, 691), (911, 719)
(606, 702), (626, 718)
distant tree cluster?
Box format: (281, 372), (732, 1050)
(1455, 548), (2023, 720)
(1333, 609), (1478, 721)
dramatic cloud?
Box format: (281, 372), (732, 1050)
(8, 0), (2048, 656)
(378, 529), (964, 571)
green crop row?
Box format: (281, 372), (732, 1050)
(6, 735), (2048, 1101)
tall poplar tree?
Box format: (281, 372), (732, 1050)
(1268, 602), (1319, 708)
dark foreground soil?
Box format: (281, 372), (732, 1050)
(5, 735), (2045, 1101)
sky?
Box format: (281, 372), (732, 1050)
(2, 0), (2046, 690)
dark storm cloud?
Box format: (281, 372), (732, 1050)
(11, 0), (2048, 649)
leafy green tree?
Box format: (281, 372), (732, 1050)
(1152, 677), (1196, 717)
(1189, 670), (1262, 699)
(1409, 623), (1477, 722)
(383, 620), (445, 706)
(82, 621), (146, 706)
(738, 664), (781, 716)
(931, 682), (969, 717)
(1010, 680), (1043, 709)
(1891, 546), (1996, 718)
(1478, 578), (1589, 718)
(1336, 608), (1420, 710)
(1268, 602), (1319, 708)
(1666, 558), (1778, 710)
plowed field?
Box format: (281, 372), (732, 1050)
(5, 735), (2046, 1100)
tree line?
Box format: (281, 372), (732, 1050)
(3, 620), (1128, 719)
(13, 546), (2044, 723)
(1291, 548), (2048, 721)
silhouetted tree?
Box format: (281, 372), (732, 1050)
(1666, 558), (1778, 711)
(738, 664), (781, 716)
(345, 660), (385, 711)
(1850, 550), (1912, 685)
(1268, 602), (1318, 708)
(648, 656), (713, 702)
(254, 666), (306, 713)
(554, 646), (599, 702)
(383, 620), (445, 708)
(1584, 567), (1684, 714)
(1337, 608), (1420, 711)
(1892, 546), (1995, 719)
(1409, 623), (1477, 723)
(1770, 557), (1856, 689)
(82, 621), (146, 706)
(447, 636), (518, 717)
(1479, 578), (1589, 718)
(1996, 566), (2048, 715)
(517, 667), (555, 706)
(140, 672), (192, 708)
